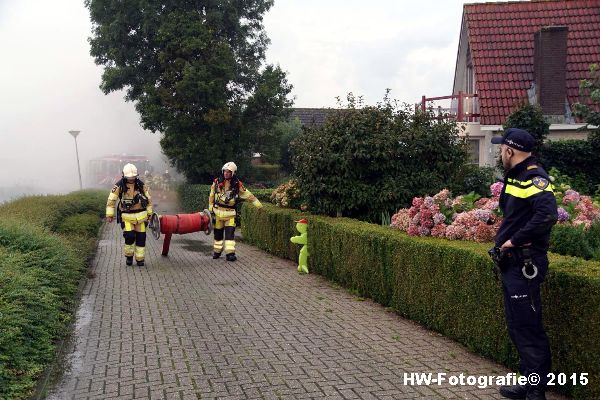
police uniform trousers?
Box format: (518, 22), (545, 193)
(500, 250), (551, 385)
(121, 210), (148, 262)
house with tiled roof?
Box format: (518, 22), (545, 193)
(425, 0), (599, 166)
(289, 108), (337, 128)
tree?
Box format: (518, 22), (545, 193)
(276, 117), (303, 172)
(291, 94), (469, 221)
(86, 0), (293, 182)
(503, 104), (549, 157)
(574, 63), (600, 148)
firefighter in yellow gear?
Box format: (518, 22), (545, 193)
(209, 162), (262, 261)
(106, 163), (153, 266)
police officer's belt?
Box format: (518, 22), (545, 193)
(215, 203), (236, 210)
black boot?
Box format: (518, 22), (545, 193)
(213, 252), (222, 259)
(526, 387), (546, 400)
(126, 256), (133, 266)
(226, 253), (237, 261)
(499, 385), (528, 399)
(137, 260), (144, 267)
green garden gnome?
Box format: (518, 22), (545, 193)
(290, 218), (309, 274)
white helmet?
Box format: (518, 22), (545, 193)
(222, 161), (237, 175)
(122, 163), (138, 178)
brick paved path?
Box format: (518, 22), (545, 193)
(47, 213), (569, 399)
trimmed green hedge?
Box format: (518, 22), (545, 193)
(178, 184), (211, 213)
(240, 203), (600, 399)
(550, 224), (600, 260)
(177, 183), (273, 213)
(0, 190), (105, 399)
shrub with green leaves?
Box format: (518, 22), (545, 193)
(0, 190), (105, 399)
(573, 63), (600, 140)
(449, 164), (496, 198)
(291, 93), (468, 222)
(503, 103), (549, 157)
(57, 212), (102, 237)
(270, 179), (303, 209)
(541, 140), (600, 195)
(550, 224), (594, 259)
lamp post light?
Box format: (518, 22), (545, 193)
(69, 130), (83, 190)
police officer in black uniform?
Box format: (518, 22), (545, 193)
(491, 129), (558, 400)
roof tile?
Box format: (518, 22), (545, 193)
(464, 0), (600, 124)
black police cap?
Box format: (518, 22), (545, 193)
(491, 128), (535, 152)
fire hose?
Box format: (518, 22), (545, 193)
(147, 209), (213, 256)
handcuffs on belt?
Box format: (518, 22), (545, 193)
(520, 247), (539, 280)
(487, 246), (538, 280)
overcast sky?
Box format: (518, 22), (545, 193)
(0, 0), (473, 196)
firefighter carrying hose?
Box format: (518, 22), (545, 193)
(209, 162), (262, 261)
(106, 163), (153, 266)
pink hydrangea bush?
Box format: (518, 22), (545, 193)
(571, 196), (600, 229)
(390, 209), (410, 230)
(390, 185), (503, 242)
(554, 188), (600, 229)
(391, 182), (600, 242)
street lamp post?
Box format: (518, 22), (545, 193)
(69, 130), (83, 190)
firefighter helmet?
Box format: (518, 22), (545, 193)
(222, 162), (237, 175)
(122, 163), (138, 178)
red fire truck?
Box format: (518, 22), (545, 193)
(87, 154), (152, 188)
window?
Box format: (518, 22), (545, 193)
(468, 139), (480, 164)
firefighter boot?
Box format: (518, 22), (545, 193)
(226, 253), (237, 262)
(126, 256), (133, 266)
(213, 252), (222, 259)
(137, 260), (145, 267)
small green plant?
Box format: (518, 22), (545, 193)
(452, 191), (481, 213)
(381, 211), (391, 226)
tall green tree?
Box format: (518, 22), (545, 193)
(86, 0), (292, 182)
